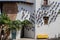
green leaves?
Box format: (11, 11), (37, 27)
(10, 20), (21, 30)
(0, 13), (10, 24)
(21, 20), (33, 27)
(0, 13), (33, 31)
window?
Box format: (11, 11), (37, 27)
(43, 16), (49, 25)
(44, 0), (48, 6)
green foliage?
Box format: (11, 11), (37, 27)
(0, 13), (10, 24)
(0, 13), (33, 31)
(21, 20), (33, 27)
(0, 13), (21, 30)
(9, 20), (21, 30)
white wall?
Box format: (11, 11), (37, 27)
(35, 0), (60, 38)
(35, 14), (60, 38)
(15, 0), (60, 38)
(16, 3), (35, 38)
(16, 3), (34, 20)
(35, 0), (60, 11)
(35, 0), (42, 11)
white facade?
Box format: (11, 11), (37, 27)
(0, 0), (60, 39)
(15, 0), (60, 39)
(16, 2), (35, 39)
(35, 0), (60, 38)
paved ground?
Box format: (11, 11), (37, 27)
(20, 38), (48, 40)
(20, 38), (34, 40)
(8, 38), (48, 40)
(8, 38), (60, 40)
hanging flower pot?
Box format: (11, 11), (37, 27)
(11, 29), (16, 39)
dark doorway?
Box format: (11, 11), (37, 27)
(21, 26), (24, 38)
(21, 26), (35, 38)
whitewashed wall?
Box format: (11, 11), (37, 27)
(35, 0), (60, 38)
(35, 14), (60, 38)
(16, 3), (33, 20)
(16, 3), (35, 38)
(15, 0), (60, 38)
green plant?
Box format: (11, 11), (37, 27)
(21, 20), (33, 27)
(9, 20), (21, 30)
(0, 13), (11, 26)
(0, 13), (21, 30)
(0, 13), (33, 39)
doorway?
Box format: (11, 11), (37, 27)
(21, 26), (35, 38)
(21, 26), (24, 38)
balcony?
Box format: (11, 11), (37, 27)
(0, 0), (34, 4)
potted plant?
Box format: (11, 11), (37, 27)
(0, 13), (33, 40)
(9, 20), (21, 40)
(0, 13), (11, 40)
(0, 13), (21, 40)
